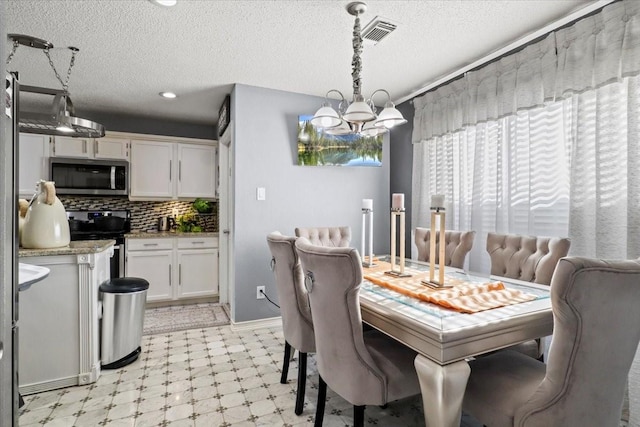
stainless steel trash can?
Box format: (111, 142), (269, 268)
(99, 277), (149, 369)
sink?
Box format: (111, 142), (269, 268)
(18, 263), (50, 292)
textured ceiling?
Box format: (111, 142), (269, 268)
(6, 0), (593, 127)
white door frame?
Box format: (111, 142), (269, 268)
(218, 123), (234, 320)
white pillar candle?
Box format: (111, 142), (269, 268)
(361, 212), (366, 261)
(369, 210), (374, 263)
(362, 198), (373, 211)
(431, 194), (445, 209)
(392, 193), (405, 210)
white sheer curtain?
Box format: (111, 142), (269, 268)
(412, 101), (571, 272)
(411, 2), (640, 421)
(411, 0), (640, 268)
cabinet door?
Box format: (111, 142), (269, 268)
(178, 144), (216, 198)
(126, 250), (174, 301)
(130, 140), (174, 199)
(177, 249), (218, 298)
(52, 136), (94, 158)
(18, 133), (50, 198)
(95, 137), (129, 160)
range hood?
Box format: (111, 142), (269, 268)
(19, 85), (105, 138)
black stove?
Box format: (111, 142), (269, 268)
(66, 210), (131, 279)
(67, 210), (131, 244)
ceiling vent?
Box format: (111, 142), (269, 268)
(361, 16), (398, 45)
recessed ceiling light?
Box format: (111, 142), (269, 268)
(159, 92), (177, 99)
(148, 0), (177, 7)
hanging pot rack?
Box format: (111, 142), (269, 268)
(6, 33), (105, 138)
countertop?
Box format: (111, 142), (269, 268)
(125, 231), (219, 238)
(19, 240), (116, 257)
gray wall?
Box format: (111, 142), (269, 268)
(83, 111), (215, 140)
(389, 100), (415, 255)
(231, 84), (391, 322)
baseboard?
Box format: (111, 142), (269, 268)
(230, 316), (281, 331)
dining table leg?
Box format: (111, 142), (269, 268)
(414, 354), (471, 427)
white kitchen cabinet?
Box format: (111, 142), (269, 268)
(177, 237), (219, 298)
(126, 236), (218, 303)
(18, 246), (112, 394)
(94, 136), (129, 160)
(129, 140), (174, 198)
(18, 133), (50, 198)
(129, 140), (216, 200)
(51, 135), (129, 160)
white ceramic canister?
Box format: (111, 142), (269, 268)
(21, 180), (70, 249)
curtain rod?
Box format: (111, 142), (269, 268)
(396, 0), (618, 106)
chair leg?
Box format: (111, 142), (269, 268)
(353, 405), (366, 427)
(280, 341), (292, 384)
(314, 375), (327, 427)
(295, 352), (307, 415)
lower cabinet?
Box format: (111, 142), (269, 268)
(126, 236), (218, 302)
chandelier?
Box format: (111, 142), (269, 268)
(310, 1), (407, 137)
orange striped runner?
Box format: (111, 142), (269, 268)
(362, 261), (536, 313)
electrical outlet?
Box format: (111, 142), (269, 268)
(256, 286), (265, 299)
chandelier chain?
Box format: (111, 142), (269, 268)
(5, 39), (20, 66)
(43, 48), (77, 92)
(351, 14), (363, 97)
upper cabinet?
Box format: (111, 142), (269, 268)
(51, 136), (129, 161)
(18, 133), (50, 198)
(130, 140), (217, 201)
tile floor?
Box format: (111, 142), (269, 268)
(19, 324), (483, 426)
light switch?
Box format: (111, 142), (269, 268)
(257, 187), (266, 201)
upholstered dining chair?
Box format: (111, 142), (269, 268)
(463, 257), (640, 427)
(294, 238), (421, 427)
(294, 226), (351, 247)
(266, 232), (315, 415)
(414, 227), (475, 268)
(486, 232), (571, 359)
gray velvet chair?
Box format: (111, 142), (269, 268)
(414, 227), (475, 268)
(294, 237), (421, 427)
(486, 232), (571, 285)
(486, 232), (571, 359)
(294, 226), (351, 247)
(463, 257), (640, 427)
(266, 232), (315, 415)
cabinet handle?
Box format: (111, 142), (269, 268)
(95, 140), (99, 155)
(179, 264), (182, 285)
(191, 241), (205, 244)
(143, 243), (158, 247)
(169, 160), (172, 180)
(169, 264), (172, 286)
(83, 140), (87, 153)
(179, 161), (182, 181)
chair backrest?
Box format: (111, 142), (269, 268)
(486, 232), (570, 285)
(294, 237), (388, 405)
(266, 232), (315, 353)
(515, 257), (640, 426)
(294, 226), (351, 247)
(414, 228), (475, 268)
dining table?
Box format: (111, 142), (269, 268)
(359, 256), (553, 427)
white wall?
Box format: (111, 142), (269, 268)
(230, 84), (390, 322)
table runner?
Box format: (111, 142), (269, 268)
(362, 261), (536, 313)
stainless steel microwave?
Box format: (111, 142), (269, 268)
(50, 157), (129, 196)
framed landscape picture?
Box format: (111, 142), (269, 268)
(297, 115), (383, 166)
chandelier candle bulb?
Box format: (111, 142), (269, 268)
(431, 194), (445, 210)
(392, 193), (405, 211)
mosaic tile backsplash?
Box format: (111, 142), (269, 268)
(58, 196), (218, 233)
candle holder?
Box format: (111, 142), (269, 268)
(422, 207), (452, 288)
(361, 206), (376, 268)
(385, 208), (411, 278)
